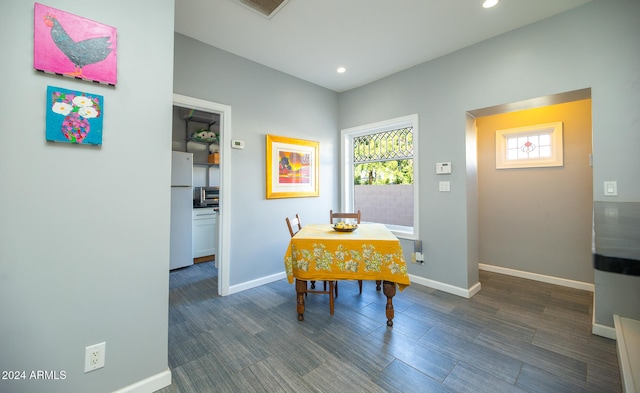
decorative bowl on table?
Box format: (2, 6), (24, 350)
(332, 222), (358, 232)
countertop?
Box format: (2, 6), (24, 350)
(593, 201), (640, 276)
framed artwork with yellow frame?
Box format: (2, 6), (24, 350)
(266, 134), (319, 199)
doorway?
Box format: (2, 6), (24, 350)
(173, 94), (231, 296)
(468, 89), (594, 287)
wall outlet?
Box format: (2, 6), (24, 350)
(84, 342), (106, 373)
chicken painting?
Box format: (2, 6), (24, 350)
(34, 3), (117, 85)
(43, 13), (112, 79)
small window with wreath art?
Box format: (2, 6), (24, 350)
(495, 122), (563, 169)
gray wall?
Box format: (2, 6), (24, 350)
(0, 1), (174, 392)
(173, 34), (339, 285)
(339, 0), (640, 324)
(6, 1), (637, 391)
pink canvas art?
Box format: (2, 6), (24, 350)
(34, 3), (117, 86)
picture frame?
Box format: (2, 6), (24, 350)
(266, 134), (319, 199)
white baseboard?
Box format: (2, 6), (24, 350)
(112, 369), (171, 393)
(614, 315), (639, 393)
(592, 323), (617, 340)
(479, 263), (594, 292)
(234, 265), (591, 302)
(408, 274), (481, 299)
(468, 281), (482, 298)
(229, 271), (287, 294)
(232, 271), (481, 299)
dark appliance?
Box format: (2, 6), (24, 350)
(194, 186), (219, 208)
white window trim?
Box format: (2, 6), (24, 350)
(340, 114), (419, 240)
(495, 121), (563, 169)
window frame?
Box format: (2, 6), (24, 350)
(495, 122), (563, 169)
(340, 114), (419, 240)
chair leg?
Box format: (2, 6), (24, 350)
(328, 281), (335, 315)
(358, 280), (362, 294)
(323, 281), (338, 298)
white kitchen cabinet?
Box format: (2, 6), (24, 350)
(192, 208), (217, 259)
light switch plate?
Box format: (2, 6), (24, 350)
(604, 181), (617, 196)
(439, 181), (450, 192)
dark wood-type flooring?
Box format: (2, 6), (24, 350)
(159, 262), (621, 392)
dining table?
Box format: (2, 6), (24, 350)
(284, 223), (410, 326)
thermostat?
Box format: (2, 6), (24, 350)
(436, 162), (451, 174)
(231, 140), (245, 149)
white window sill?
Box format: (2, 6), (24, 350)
(385, 224), (416, 240)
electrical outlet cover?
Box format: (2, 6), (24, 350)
(84, 342), (106, 373)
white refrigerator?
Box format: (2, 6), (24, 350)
(170, 151), (193, 270)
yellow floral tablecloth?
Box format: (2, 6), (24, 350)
(284, 224), (410, 290)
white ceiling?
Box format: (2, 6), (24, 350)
(174, 0), (592, 93)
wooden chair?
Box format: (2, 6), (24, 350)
(287, 213), (314, 288)
(330, 210), (361, 226)
(286, 214), (336, 315)
(286, 213), (302, 237)
(329, 210), (363, 295)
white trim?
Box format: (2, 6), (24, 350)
(233, 272), (480, 299)
(229, 272), (287, 295)
(479, 263), (594, 292)
(386, 224), (417, 241)
(468, 281), (482, 298)
(408, 274), (481, 298)
(173, 94), (232, 296)
(340, 114), (419, 238)
(592, 323), (617, 340)
(112, 369), (171, 393)
(614, 315), (639, 393)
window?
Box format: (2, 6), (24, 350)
(341, 114), (418, 239)
(495, 122), (563, 169)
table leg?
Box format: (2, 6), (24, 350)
(376, 280), (382, 291)
(296, 279), (306, 321)
(382, 281), (396, 327)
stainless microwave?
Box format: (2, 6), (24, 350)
(194, 186), (219, 207)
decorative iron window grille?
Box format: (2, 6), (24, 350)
(353, 127), (413, 164)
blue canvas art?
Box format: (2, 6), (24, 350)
(46, 85), (104, 145)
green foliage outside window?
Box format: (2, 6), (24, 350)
(354, 160), (413, 185)
(353, 127), (413, 185)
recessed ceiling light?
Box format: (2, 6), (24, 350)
(483, 0), (498, 8)
(337, 67), (346, 74)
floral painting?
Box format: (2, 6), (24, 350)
(46, 86), (104, 145)
(34, 3), (117, 86)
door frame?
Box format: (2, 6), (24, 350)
(173, 93), (231, 296)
